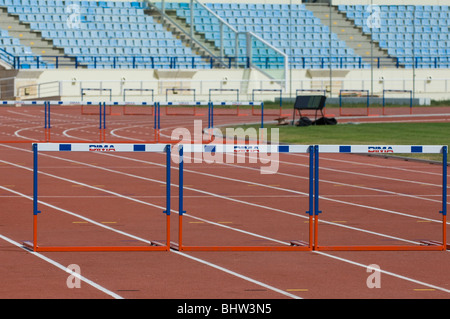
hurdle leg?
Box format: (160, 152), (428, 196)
(24, 143), (41, 252)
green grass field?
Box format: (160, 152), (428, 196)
(262, 99), (450, 109)
(223, 122), (449, 163)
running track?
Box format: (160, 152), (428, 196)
(0, 104), (449, 302)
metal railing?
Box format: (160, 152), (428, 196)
(6, 54), (450, 70)
(148, 0), (288, 86)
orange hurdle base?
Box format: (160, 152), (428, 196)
(22, 241), (169, 252)
(315, 244), (446, 251)
(171, 214), (314, 252)
(420, 240), (449, 250)
(170, 242), (312, 252)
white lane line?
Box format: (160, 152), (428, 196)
(0, 184), (301, 300)
(314, 250), (450, 294)
(0, 232), (124, 299)
(3, 176), (448, 297)
(2, 136), (448, 292)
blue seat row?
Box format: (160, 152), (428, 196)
(339, 5), (448, 12)
(8, 6), (145, 15)
(65, 46), (192, 56)
(0, 0), (141, 8)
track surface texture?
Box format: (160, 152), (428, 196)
(0, 104), (448, 302)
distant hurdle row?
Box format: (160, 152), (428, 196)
(0, 100), (269, 143)
(338, 89), (414, 117)
(23, 142), (448, 252)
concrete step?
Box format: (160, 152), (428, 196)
(0, 6), (64, 57)
(144, 6), (227, 68)
(305, 3), (398, 66)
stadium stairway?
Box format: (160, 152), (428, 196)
(0, 6), (67, 62)
(339, 4), (450, 69)
(0, 0), (209, 70)
(306, 3), (398, 68)
(144, 4), (223, 67)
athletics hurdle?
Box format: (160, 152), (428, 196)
(81, 88), (112, 101)
(102, 101), (161, 143)
(51, 101), (106, 142)
(80, 88), (113, 115)
(23, 143), (172, 252)
(209, 101), (262, 118)
(123, 89), (155, 116)
(251, 89), (288, 116)
(161, 101), (207, 116)
(0, 101), (50, 143)
(338, 89), (370, 116)
(0, 100), (110, 143)
(123, 88), (154, 102)
(170, 144), (315, 252)
(207, 102), (264, 134)
(313, 144), (448, 251)
(382, 89), (413, 115)
(165, 89), (197, 115)
(208, 88), (239, 103)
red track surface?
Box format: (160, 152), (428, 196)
(0, 104), (449, 301)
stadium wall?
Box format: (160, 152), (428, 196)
(5, 67), (450, 102)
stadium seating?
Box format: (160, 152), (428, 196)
(0, 0), (208, 69)
(0, 1), (448, 69)
(173, 2), (368, 69)
(0, 28), (50, 68)
(338, 4), (450, 68)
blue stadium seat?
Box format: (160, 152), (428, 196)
(2, 1), (448, 70)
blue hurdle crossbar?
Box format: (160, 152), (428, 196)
(317, 145), (445, 154)
(35, 143), (168, 152)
